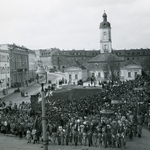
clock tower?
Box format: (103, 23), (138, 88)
(99, 11), (112, 53)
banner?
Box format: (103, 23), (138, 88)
(134, 88), (143, 91)
(30, 95), (41, 111)
(111, 100), (123, 104)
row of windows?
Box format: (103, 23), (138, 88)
(69, 74), (78, 80)
(41, 53), (51, 56)
(115, 52), (122, 55)
(91, 72), (137, 78)
(0, 55), (9, 62)
(10, 62), (28, 69)
(128, 72), (137, 78)
(126, 57), (147, 60)
(91, 72), (101, 77)
(68, 52), (99, 56)
(127, 52), (145, 55)
(41, 52), (99, 57)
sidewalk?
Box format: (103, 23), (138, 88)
(0, 81), (36, 99)
(0, 88), (15, 99)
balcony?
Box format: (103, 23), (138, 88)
(17, 68), (28, 72)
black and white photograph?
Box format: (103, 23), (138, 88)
(0, 0), (150, 150)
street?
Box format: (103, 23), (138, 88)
(2, 73), (62, 105)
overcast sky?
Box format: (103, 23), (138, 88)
(0, 0), (150, 50)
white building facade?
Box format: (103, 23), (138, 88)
(0, 50), (11, 92)
(28, 50), (37, 82)
(99, 12), (112, 53)
(120, 62), (142, 81)
(64, 67), (87, 85)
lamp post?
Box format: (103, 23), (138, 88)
(36, 66), (48, 150)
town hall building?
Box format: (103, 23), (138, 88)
(63, 12), (142, 84)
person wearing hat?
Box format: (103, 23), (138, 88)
(137, 124), (142, 138)
(78, 128), (83, 146)
(120, 132), (126, 149)
(60, 129), (65, 145)
(92, 129), (98, 147)
(51, 123), (57, 144)
(26, 127), (31, 143)
(82, 129), (87, 146)
(102, 127), (108, 148)
(57, 126), (61, 145)
(31, 128), (37, 143)
(87, 128), (93, 147)
(18, 124), (24, 139)
(65, 123), (70, 145)
(73, 128), (78, 146)
(82, 122), (89, 146)
(68, 122), (73, 145)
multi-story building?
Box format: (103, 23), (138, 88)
(38, 12), (145, 83)
(0, 49), (10, 93)
(113, 49), (150, 74)
(0, 44), (29, 87)
(39, 49), (52, 71)
(28, 50), (36, 82)
(46, 13), (143, 83)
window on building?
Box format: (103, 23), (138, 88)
(127, 53), (130, 55)
(128, 72), (131, 78)
(75, 74), (78, 80)
(98, 72), (101, 77)
(69, 74), (72, 80)
(92, 73), (95, 77)
(132, 57), (134, 60)
(95, 63), (98, 67)
(127, 58), (129, 60)
(104, 72), (107, 79)
(104, 44), (107, 50)
(135, 72), (137, 78)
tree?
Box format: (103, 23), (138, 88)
(103, 55), (121, 82)
(141, 56), (150, 75)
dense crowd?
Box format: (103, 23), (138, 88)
(0, 75), (150, 148)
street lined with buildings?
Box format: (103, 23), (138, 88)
(0, 12), (150, 95)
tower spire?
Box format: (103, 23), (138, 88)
(103, 11), (107, 21)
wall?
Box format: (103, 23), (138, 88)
(120, 65), (142, 81)
(64, 67), (83, 85)
(0, 50), (10, 91)
(8, 44), (29, 87)
(28, 50), (36, 80)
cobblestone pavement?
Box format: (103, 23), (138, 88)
(0, 127), (150, 150)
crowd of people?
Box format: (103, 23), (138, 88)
(0, 75), (150, 148)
